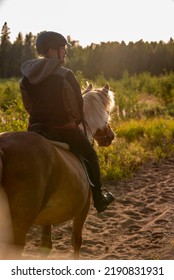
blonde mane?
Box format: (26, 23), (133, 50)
(80, 84), (115, 140)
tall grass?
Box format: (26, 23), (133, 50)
(0, 79), (27, 131)
(98, 118), (174, 181)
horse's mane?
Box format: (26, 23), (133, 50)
(81, 85), (115, 138)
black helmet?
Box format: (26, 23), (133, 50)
(36, 31), (70, 55)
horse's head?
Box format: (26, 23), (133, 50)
(94, 123), (115, 147)
(82, 83), (115, 146)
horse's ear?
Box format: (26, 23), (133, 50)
(103, 83), (110, 93)
(86, 83), (93, 91)
(83, 83), (93, 94)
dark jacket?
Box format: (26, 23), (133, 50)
(20, 58), (83, 127)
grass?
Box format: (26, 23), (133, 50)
(96, 118), (174, 181)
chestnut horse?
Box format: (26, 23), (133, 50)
(0, 84), (115, 259)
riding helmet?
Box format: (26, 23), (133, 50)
(36, 31), (70, 55)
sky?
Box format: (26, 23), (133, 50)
(0, 0), (174, 47)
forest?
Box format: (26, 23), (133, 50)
(0, 22), (174, 79)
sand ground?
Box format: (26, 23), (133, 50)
(24, 157), (174, 260)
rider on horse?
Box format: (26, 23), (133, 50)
(20, 31), (115, 213)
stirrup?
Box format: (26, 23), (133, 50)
(94, 189), (115, 213)
(103, 188), (115, 203)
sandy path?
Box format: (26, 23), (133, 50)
(24, 157), (174, 260)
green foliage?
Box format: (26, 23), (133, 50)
(0, 78), (20, 107)
(0, 22), (37, 78)
(94, 72), (174, 180)
(158, 73), (174, 104)
(0, 100), (27, 132)
(95, 118), (174, 181)
(0, 78), (27, 132)
(75, 70), (88, 88)
(98, 72), (174, 120)
(115, 120), (145, 142)
(96, 139), (147, 181)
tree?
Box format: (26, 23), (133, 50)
(10, 32), (24, 76)
(23, 32), (37, 61)
(0, 22), (12, 77)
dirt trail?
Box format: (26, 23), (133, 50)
(24, 157), (174, 259)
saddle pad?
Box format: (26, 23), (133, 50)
(49, 140), (70, 150)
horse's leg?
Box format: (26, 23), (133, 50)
(40, 225), (52, 255)
(0, 186), (14, 259)
(72, 191), (91, 259)
(11, 224), (28, 258)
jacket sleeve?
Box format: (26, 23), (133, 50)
(65, 70), (84, 121)
(19, 77), (31, 114)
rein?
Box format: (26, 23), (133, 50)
(81, 119), (95, 146)
(81, 119), (88, 137)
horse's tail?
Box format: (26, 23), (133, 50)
(0, 148), (14, 257)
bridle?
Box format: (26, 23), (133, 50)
(82, 120), (114, 147)
(94, 123), (112, 141)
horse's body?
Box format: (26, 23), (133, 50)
(0, 131), (91, 258)
(0, 84), (115, 259)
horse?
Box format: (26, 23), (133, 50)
(0, 83), (115, 259)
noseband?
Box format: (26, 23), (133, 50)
(94, 123), (115, 147)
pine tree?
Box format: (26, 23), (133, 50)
(0, 22), (12, 77)
(23, 32), (37, 61)
(11, 32), (24, 76)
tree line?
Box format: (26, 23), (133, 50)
(1, 22), (174, 80)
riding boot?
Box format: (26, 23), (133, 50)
(91, 185), (115, 213)
(84, 159), (115, 213)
